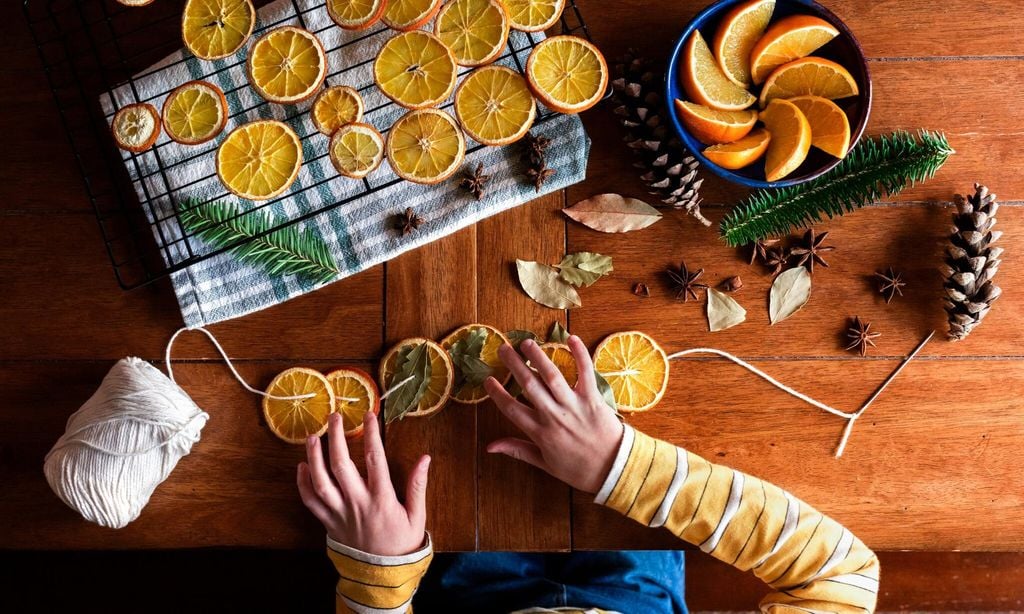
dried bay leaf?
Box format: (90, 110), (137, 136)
(564, 194), (663, 233)
(769, 266), (812, 324)
(516, 259), (582, 309)
(556, 252), (613, 287)
(548, 321), (569, 343)
(594, 371), (622, 418)
(707, 288), (746, 332)
(384, 342), (432, 423)
(506, 329), (538, 351)
(448, 327), (492, 389)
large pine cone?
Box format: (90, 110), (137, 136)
(942, 183), (1003, 341)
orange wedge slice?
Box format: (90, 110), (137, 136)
(758, 56), (858, 108)
(435, 0), (510, 67)
(539, 342), (578, 386)
(675, 99), (756, 145)
(712, 0), (775, 87)
(593, 331), (669, 413)
(703, 127), (770, 170)
(504, 0), (566, 32)
(525, 35), (608, 114)
(379, 338), (454, 420)
(386, 108), (466, 184)
(760, 98), (811, 182)
(326, 368), (379, 439)
(681, 30), (756, 111)
(788, 95), (851, 158)
(111, 103), (160, 152)
(182, 0), (255, 61)
(454, 65), (537, 146)
(263, 367), (336, 444)
(327, 0), (388, 31)
(311, 86), (364, 136)
(216, 120), (302, 200)
(329, 122), (385, 179)
(161, 80), (228, 145)
(440, 324), (512, 404)
(374, 30), (458, 110)
(750, 15), (839, 85)
(382, 0), (443, 31)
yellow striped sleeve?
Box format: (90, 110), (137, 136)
(596, 426), (879, 613)
(327, 533), (433, 614)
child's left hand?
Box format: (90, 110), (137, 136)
(296, 411), (430, 556)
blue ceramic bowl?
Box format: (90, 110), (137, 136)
(666, 0), (872, 189)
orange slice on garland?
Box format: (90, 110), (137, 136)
(379, 338), (454, 420)
(325, 368), (379, 439)
(440, 324), (512, 404)
(263, 367), (336, 444)
(593, 331), (669, 412)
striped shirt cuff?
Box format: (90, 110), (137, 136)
(594, 424), (633, 505)
(326, 533), (432, 614)
(326, 533), (432, 566)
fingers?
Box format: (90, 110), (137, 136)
(499, 342), (557, 412)
(404, 454), (431, 529)
(305, 436), (343, 509)
(484, 376), (540, 435)
(521, 338), (576, 405)
(327, 413), (367, 500)
(296, 463), (333, 524)
(362, 410), (396, 498)
(568, 335), (597, 394)
(486, 437), (552, 474)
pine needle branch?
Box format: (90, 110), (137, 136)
(720, 130), (955, 246)
(178, 199), (340, 284)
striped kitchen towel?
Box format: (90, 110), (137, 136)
(100, 0), (591, 328)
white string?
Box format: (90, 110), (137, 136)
(379, 374), (415, 400)
(164, 327), (315, 401)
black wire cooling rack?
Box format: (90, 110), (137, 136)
(23, 0), (592, 289)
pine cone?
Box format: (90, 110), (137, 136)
(609, 49), (708, 226)
(942, 183), (1003, 341)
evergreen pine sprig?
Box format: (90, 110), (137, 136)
(178, 199), (340, 284)
(720, 130), (955, 246)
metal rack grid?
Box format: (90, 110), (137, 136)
(23, 0), (592, 289)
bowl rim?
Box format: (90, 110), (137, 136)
(665, 0), (872, 189)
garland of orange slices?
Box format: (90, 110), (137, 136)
(109, 0), (610, 201)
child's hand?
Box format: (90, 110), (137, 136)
(484, 335), (624, 494)
(297, 411), (430, 556)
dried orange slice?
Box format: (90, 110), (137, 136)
(182, 0), (255, 61)
(675, 99), (756, 145)
(525, 35), (608, 114)
(788, 95), (851, 158)
(247, 26), (328, 104)
(681, 30), (756, 111)
(263, 367), (336, 444)
(326, 368), (379, 439)
(374, 31), (458, 110)
(759, 98), (811, 182)
(379, 338), (454, 420)
(118, 0), (155, 6)
(327, 0), (388, 31)
(435, 0), (510, 67)
(703, 127), (770, 170)
(454, 66), (536, 146)
(329, 122), (385, 179)
(216, 120), (302, 200)
(440, 324), (512, 404)
(311, 86), (364, 136)
(750, 15), (839, 85)
(111, 103), (160, 152)
(161, 80), (228, 145)
(382, 0), (442, 31)
(538, 342), (578, 386)
(386, 108), (466, 184)
(758, 56), (858, 108)
(593, 331), (669, 413)
(712, 0), (775, 87)
(504, 0), (565, 32)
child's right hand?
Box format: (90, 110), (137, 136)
(483, 335), (624, 494)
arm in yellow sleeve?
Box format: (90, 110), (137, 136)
(326, 533), (433, 614)
(596, 426), (879, 613)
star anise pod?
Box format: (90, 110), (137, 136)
(875, 266), (906, 304)
(524, 132), (552, 158)
(845, 316), (881, 357)
(522, 132), (556, 192)
(762, 247), (789, 275)
(459, 163), (491, 200)
(748, 238), (781, 265)
(665, 260), (707, 302)
(632, 282), (650, 298)
(790, 229), (835, 273)
(525, 166), (556, 191)
(393, 207), (424, 236)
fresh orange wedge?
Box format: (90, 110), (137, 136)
(675, 99), (756, 145)
(682, 30), (756, 111)
(440, 324), (512, 404)
(525, 35), (608, 114)
(111, 103), (161, 152)
(788, 95), (851, 158)
(712, 0), (775, 87)
(758, 56), (858, 108)
(750, 15), (839, 85)
(382, 0), (443, 31)
(593, 331), (669, 413)
(759, 98), (811, 182)
(539, 342), (578, 386)
(703, 127), (770, 169)
(263, 367), (336, 444)
(327, 0), (388, 31)
(325, 368), (379, 439)
(379, 338), (454, 421)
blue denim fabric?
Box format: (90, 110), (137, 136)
(414, 551), (687, 613)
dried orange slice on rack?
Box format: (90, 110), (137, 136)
(703, 127), (771, 169)
(216, 120), (303, 200)
(327, 0), (388, 31)
(454, 65), (536, 146)
(118, 0), (156, 6)
(674, 100), (756, 145)
(434, 0), (510, 67)
(788, 95), (850, 158)
(758, 56), (858, 108)
(374, 30), (458, 109)
(263, 367), (336, 444)
(382, 0), (442, 32)
(182, 0), (255, 61)
(682, 30), (756, 111)
(111, 103), (161, 152)
(538, 342), (578, 386)
(161, 80), (228, 145)
(379, 338), (454, 421)
(440, 324), (512, 404)
(326, 368), (379, 439)
(311, 86), (364, 136)
(593, 331), (669, 413)
(750, 15), (839, 85)
(711, 0), (775, 87)
(504, 0), (565, 32)
(525, 35), (608, 114)
(247, 26), (328, 104)
(759, 98), (811, 182)
(386, 108), (466, 184)
(329, 123), (385, 179)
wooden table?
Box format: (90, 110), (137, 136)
(3, 0), (1024, 606)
